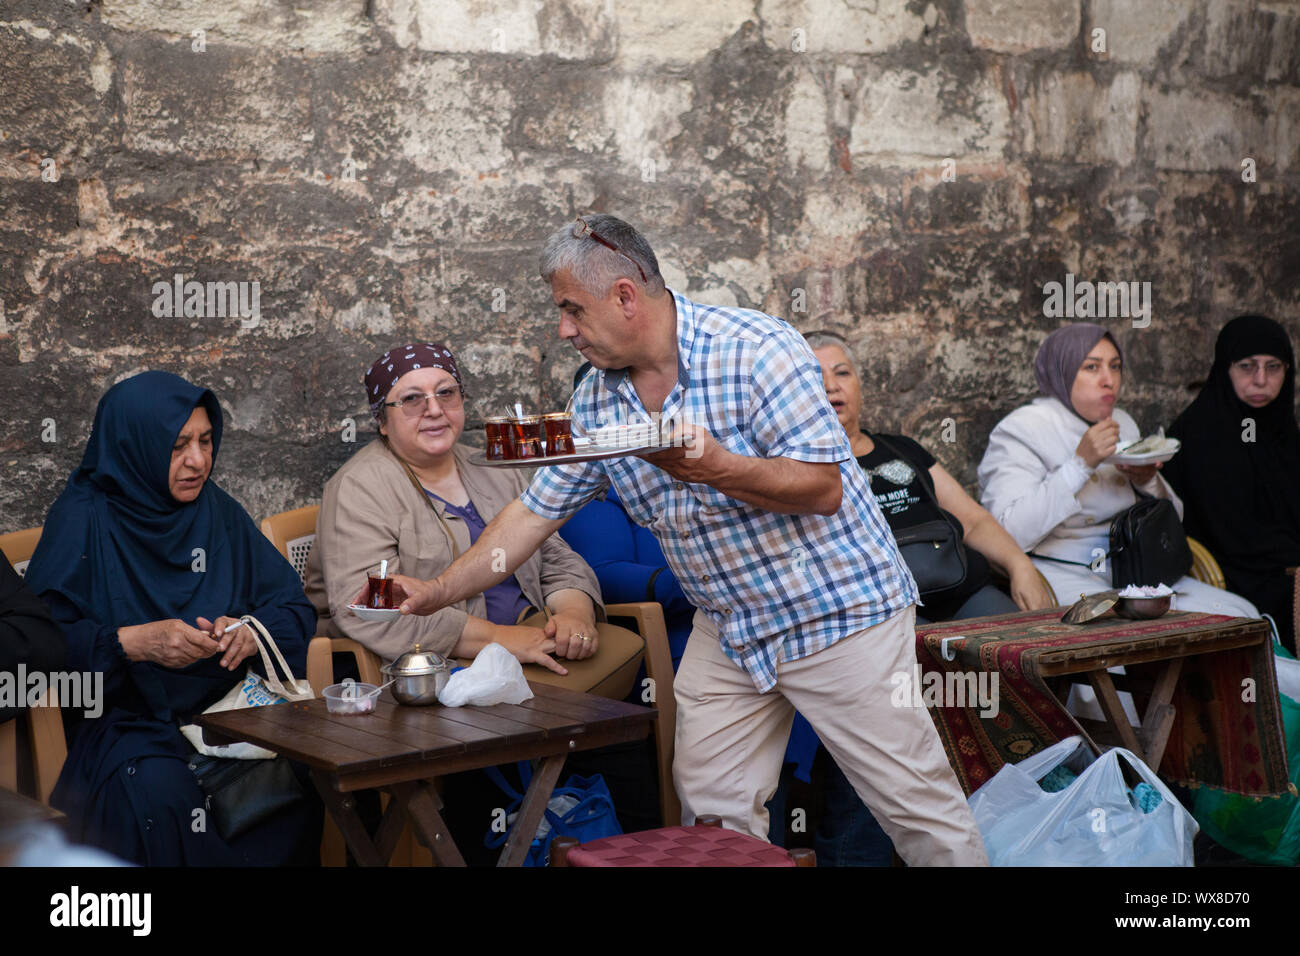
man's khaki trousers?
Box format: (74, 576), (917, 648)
(672, 606), (989, 866)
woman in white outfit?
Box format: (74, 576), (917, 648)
(978, 322), (1258, 618)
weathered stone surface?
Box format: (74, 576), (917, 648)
(1018, 69), (1139, 166)
(1147, 86), (1269, 171)
(1201, 0), (1300, 85)
(0, 17), (119, 160)
(615, 0), (753, 63)
(1270, 86), (1300, 174)
(0, 0), (1296, 530)
(119, 39), (314, 165)
(963, 0), (1079, 54)
(783, 68), (831, 173)
(1087, 0), (1190, 65)
(102, 0), (375, 53)
(900, 164), (1032, 234)
(375, 0), (615, 60)
(759, 0), (926, 54)
(848, 62), (1011, 163)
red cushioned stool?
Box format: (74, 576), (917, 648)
(549, 814), (816, 867)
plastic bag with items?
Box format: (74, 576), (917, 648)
(439, 642), (534, 707)
(967, 735), (1197, 866)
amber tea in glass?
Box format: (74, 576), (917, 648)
(542, 413), (575, 456)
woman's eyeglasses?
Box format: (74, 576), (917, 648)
(384, 386), (465, 417)
(572, 217), (648, 284)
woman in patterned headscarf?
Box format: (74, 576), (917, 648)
(304, 342), (605, 674)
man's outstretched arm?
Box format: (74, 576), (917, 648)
(392, 498), (567, 616)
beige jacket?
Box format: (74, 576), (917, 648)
(304, 439), (603, 663)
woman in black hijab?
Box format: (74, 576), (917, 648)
(1163, 315), (1300, 651)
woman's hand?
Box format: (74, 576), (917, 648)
(1075, 418), (1121, 468)
(197, 616), (258, 671)
(1007, 560), (1056, 611)
(118, 619), (220, 669)
(1115, 462), (1161, 486)
(544, 610), (599, 661)
(491, 625), (568, 676)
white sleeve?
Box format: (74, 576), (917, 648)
(977, 410), (1095, 552)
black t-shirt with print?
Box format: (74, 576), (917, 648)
(858, 433), (991, 616)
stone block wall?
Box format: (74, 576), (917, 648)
(1, 0), (1296, 529)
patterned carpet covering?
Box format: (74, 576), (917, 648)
(914, 608), (1290, 799)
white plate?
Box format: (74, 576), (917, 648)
(1107, 438), (1180, 466)
(347, 604), (402, 622)
(469, 443), (673, 469)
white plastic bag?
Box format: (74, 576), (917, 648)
(439, 643), (534, 707)
(967, 736), (1198, 866)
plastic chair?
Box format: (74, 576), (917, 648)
(0, 526), (42, 577)
(550, 814), (815, 867)
(259, 506), (320, 585)
(1186, 536), (1226, 590)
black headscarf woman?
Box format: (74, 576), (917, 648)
(24, 371), (318, 864)
(1164, 315), (1300, 650)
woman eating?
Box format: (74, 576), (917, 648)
(305, 342), (605, 672)
(24, 371), (320, 865)
(977, 322), (1257, 617)
(1162, 315), (1300, 651)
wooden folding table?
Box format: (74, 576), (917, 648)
(199, 682), (655, 866)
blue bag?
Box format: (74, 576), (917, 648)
(484, 762), (622, 866)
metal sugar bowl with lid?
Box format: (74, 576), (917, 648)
(381, 644), (451, 705)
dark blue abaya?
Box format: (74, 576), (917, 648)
(25, 371), (320, 865)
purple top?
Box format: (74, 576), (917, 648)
(426, 491), (533, 626)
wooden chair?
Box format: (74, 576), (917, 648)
(550, 813), (815, 867)
(1035, 567), (1058, 606)
(260, 506), (320, 584)
(0, 526), (66, 807)
(1186, 536), (1226, 590)
(0, 526), (42, 577)
(1, 687), (67, 807)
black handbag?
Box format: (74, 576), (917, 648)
(189, 753), (307, 844)
(874, 437), (969, 601)
(1108, 495), (1192, 589)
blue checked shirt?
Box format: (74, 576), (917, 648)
(522, 290), (918, 692)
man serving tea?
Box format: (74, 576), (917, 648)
(392, 214), (987, 865)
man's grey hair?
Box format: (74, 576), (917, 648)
(540, 214), (666, 297)
(803, 329), (856, 374)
